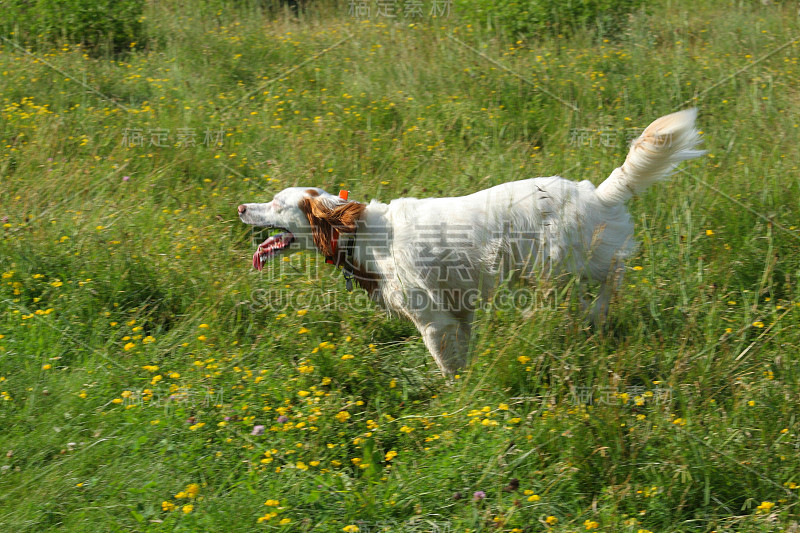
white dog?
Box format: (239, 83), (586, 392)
(238, 109), (704, 375)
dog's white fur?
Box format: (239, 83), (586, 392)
(239, 109), (705, 375)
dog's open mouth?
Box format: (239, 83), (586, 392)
(252, 231), (295, 271)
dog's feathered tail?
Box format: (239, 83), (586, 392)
(595, 108), (706, 205)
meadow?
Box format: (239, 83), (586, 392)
(1, 0), (800, 531)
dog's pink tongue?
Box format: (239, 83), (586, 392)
(252, 239), (269, 272)
(252, 238), (273, 271)
(252, 234), (289, 271)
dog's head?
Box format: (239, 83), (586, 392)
(238, 187), (365, 270)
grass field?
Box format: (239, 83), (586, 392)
(2, 0), (800, 531)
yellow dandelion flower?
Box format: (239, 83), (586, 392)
(756, 501), (775, 513)
(335, 411), (351, 423)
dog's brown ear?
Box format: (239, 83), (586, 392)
(299, 197), (366, 257)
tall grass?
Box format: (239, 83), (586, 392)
(1, 0), (799, 530)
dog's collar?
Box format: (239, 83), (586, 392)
(340, 234), (356, 292)
(324, 190), (357, 292)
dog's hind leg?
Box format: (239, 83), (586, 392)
(589, 263), (625, 327)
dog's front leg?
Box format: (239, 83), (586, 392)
(411, 312), (473, 376)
